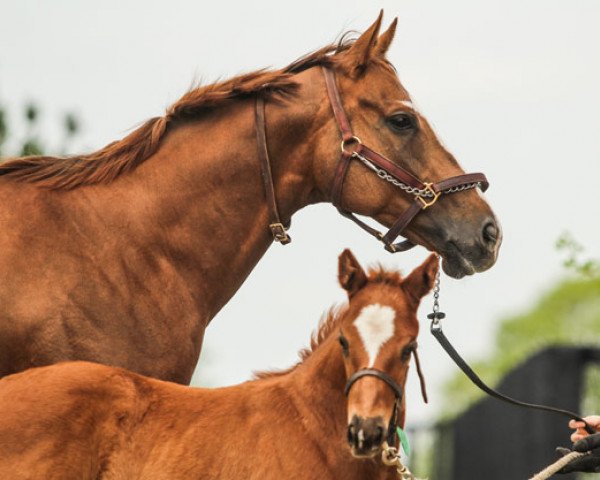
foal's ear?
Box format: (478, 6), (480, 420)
(402, 254), (439, 305)
(374, 17), (398, 57)
(338, 249), (368, 296)
(342, 10), (383, 76)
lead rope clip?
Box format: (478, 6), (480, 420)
(382, 443), (415, 479)
(427, 255), (445, 331)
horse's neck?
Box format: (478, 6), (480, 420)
(102, 86), (324, 319)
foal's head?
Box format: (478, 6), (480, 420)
(336, 249), (437, 458)
(311, 13), (501, 278)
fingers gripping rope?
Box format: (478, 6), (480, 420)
(528, 451), (589, 480)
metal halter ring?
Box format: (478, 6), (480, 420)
(340, 135), (362, 153)
(416, 182), (441, 209)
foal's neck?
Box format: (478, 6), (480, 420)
(286, 335), (387, 478)
(290, 336), (348, 430)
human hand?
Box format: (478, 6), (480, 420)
(569, 415), (600, 442)
(556, 434), (600, 473)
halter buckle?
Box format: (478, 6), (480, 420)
(340, 135), (362, 154)
(416, 183), (441, 209)
(384, 243), (398, 253)
(269, 223), (291, 244)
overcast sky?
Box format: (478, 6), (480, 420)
(1, 1), (599, 426)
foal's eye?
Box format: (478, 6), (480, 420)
(339, 334), (350, 356)
(387, 113), (416, 133)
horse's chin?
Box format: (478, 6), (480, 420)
(440, 252), (476, 279)
(439, 242), (498, 279)
(350, 446), (381, 459)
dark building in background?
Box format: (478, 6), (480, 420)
(433, 346), (600, 479)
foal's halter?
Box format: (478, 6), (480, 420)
(343, 350), (428, 448)
(255, 66), (490, 251)
(344, 368), (404, 447)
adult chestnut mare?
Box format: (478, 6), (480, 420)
(0, 14), (500, 382)
(0, 250), (437, 480)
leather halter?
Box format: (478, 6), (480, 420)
(345, 368), (404, 447)
(255, 66), (489, 250)
(344, 350), (428, 448)
(321, 66), (490, 253)
(255, 96), (291, 244)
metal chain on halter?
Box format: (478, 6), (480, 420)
(381, 443), (416, 480)
(427, 255), (446, 326)
(353, 152), (481, 198)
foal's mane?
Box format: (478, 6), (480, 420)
(254, 266), (404, 380)
(0, 41), (354, 190)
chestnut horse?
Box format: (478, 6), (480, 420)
(0, 13), (500, 382)
(0, 250), (436, 480)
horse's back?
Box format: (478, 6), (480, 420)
(0, 361), (151, 479)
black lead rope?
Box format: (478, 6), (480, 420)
(428, 262), (595, 435)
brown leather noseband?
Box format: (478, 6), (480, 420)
(343, 349), (429, 448)
(255, 67), (490, 252)
(345, 368), (404, 447)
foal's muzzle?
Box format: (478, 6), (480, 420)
(347, 415), (386, 457)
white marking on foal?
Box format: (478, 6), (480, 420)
(353, 304), (395, 367)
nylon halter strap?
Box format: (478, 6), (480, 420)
(322, 66), (490, 253)
(343, 351), (429, 448)
(345, 368), (404, 446)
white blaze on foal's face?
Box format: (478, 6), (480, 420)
(353, 304), (396, 367)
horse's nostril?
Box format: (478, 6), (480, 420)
(347, 424), (356, 444)
(374, 426), (384, 445)
(482, 221), (498, 245)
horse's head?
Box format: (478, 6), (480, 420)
(312, 13), (500, 278)
(336, 249), (437, 458)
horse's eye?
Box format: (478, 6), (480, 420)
(387, 113), (416, 133)
(401, 346), (413, 361)
(339, 334), (350, 356)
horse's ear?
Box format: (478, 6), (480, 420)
(402, 254), (439, 305)
(374, 17), (398, 57)
(338, 249), (368, 296)
(342, 10), (384, 76)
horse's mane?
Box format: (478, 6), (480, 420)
(254, 266), (404, 380)
(0, 40), (354, 190)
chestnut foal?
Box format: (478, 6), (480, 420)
(0, 251), (436, 480)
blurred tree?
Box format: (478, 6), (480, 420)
(442, 237), (600, 420)
(0, 99), (80, 159)
(20, 102), (43, 156)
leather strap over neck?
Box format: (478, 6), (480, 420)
(255, 96), (291, 245)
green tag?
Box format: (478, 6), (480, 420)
(396, 427), (411, 456)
